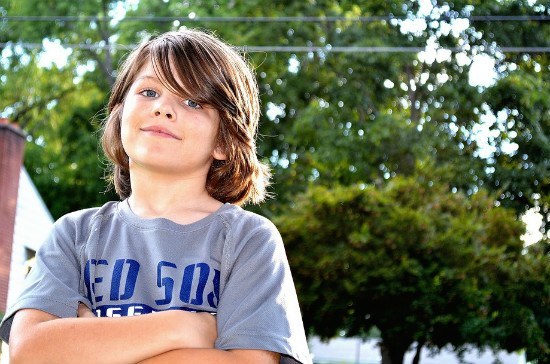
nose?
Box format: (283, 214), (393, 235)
(153, 99), (175, 120)
(154, 110), (173, 119)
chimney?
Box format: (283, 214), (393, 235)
(0, 118), (25, 313)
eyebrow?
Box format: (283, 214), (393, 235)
(134, 75), (160, 82)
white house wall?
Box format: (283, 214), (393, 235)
(1, 167), (54, 364)
(7, 167), (54, 309)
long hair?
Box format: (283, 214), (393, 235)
(101, 29), (270, 205)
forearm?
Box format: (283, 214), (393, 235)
(137, 348), (280, 364)
(9, 309), (213, 364)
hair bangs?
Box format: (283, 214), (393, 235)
(149, 35), (217, 107)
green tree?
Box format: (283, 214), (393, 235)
(275, 174), (547, 364)
(0, 50), (118, 217)
(515, 239), (550, 363)
(484, 65), (550, 231)
(1, 1), (548, 362)
(0, 0), (124, 217)
(3, 0), (547, 221)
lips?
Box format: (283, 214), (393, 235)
(140, 125), (182, 140)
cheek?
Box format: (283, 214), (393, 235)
(120, 123), (129, 150)
(119, 110), (132, 152)
(120, 125), (135, 158)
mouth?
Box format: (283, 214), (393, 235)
(140, 126), (182, 140)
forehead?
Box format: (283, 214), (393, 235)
(131, 59), (189, 96)
(132, 61), (159, 83)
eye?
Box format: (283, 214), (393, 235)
(183, 99), (202, 109)
(140, 89), (158, 98)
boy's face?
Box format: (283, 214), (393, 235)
(120, 61), (226, 179)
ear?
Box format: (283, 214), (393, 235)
(212, 145), (227, 161)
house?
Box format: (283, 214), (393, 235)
(0, 119), (54, 362)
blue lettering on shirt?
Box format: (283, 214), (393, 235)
(84, 258), (220, 315)
(156, 261), (177, 305)
(94, 303), (215, 317)
(110, 259), (140, 301)
(84, 259), (108, 303)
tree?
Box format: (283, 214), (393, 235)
(3, 0), (547, 221)
(519, 240), (550, 363)
(484, 66), (550, 231)
(275, 173), (547, 364)
(0, 49), (119, 217)
(0, 0), (122, 218)
(1, 0), (548, 361)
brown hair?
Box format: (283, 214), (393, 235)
(101, 29), (270, 205)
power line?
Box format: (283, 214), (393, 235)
(2, 42), (549, 53)
(0, 15), (549, 23)
(244, 46), (550, 53)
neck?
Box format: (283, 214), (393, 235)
(127, 167), (222, 224)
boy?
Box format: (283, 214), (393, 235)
(0, 29), (311, 364)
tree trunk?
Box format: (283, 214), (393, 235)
(380, 344), (393, 364)
(380, 342), (407, 364)
(412, 341), (424, 364)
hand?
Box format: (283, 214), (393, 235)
(168, 311), (217, 349)
(77, 302), (96, 318)
(192, 312), (217, 348)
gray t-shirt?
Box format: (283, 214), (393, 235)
(0, 200), (312, 364)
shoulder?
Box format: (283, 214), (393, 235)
(215, 204), (286, 266)
(216, 204), (281, 241)
(52, 200), (120, 237)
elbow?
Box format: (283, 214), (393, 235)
(8, 309), (60, 364)
(9, 344), (26, 364)
(9, 342), (29, 364)
(9, 337), (43, 364)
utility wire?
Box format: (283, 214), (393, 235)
(1, 14), (547, 53)
(246, 46), (550, 53)
(1, 42), (549, 53)
(0, 15), (549, 23)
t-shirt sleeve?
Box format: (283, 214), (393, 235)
(214, 218), (312, 364)
(0, 217), (84, 344)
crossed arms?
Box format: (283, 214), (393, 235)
(8, 304), (279, 364)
